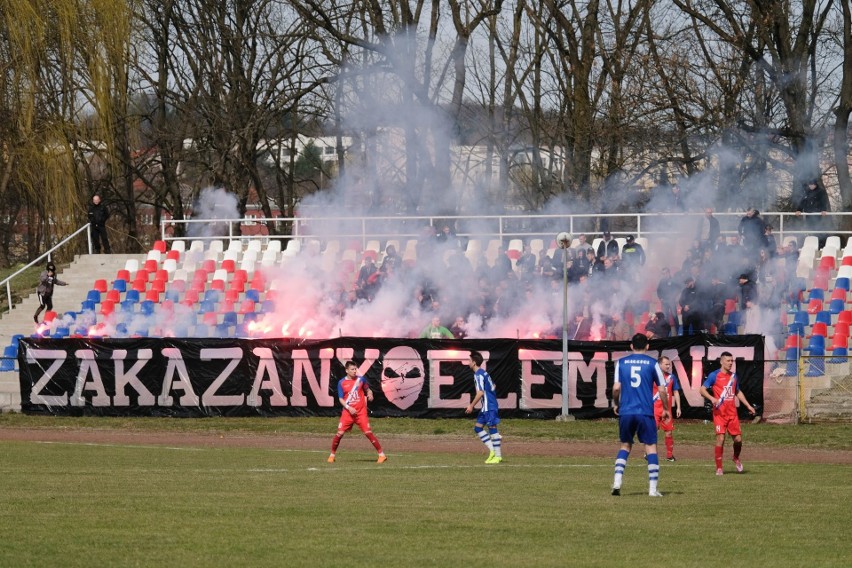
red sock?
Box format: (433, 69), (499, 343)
(733, 441), (742, 460)
(665, 435), (674, 458)
(331, 433), (343, 453)
(714, 446), (723, 470)
(365, 432), (383, 453)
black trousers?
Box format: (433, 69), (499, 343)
(92, 224), (111, 253)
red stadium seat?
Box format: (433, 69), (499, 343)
(93, 279), (108, 293)
(843, 256), (852, 267)
(202, 312), (218, 326)
(811, 322), (828, 337)
(225, 289), (240, 303)
(819, 256), (836, 270)
(785, 335), (802, 349)
(43, 310), (57, 323)
(265, 289), (277, 302)
(150, 280), (166, 293)
(832, 321), (850, 340)
(831, 288), (847, 301)
(233, 269), (248, 283)
(807, 299), (823, 314)
(250, 274), (265, 291)
(201, 259), (216, 273)
(221, 259), (236, 273)
(839, 310), (852, 324)
(183, 289), (199, 304)
(100, 300), (115, 317)
(166, 249), (181, 261)
(813, 268), (830, 290)
(143, 259), (158, 273)
(219, 299), (236, 314)
(132, 279), (147, 293)
(153, 240), (167, 253)
(145, 290), (160, 303)
(211, 279), (225, 292)
(105, 289), (121, 303)
(116, 269), (131, 282)
(190, 279), (206, 293)
(155, 269), (168, 282)
(228, 279), (245, 293)
(725, 299), (737, 314)
(170, 279), (186, 293)
(239, 299), (256, 314)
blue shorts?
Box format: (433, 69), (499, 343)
(618, 414), (658, 445)
(476, 409), (500, 427)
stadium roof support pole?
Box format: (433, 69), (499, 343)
(556, 232), (574, 422)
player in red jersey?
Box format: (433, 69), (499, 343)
(699, 352), (756, 475)
(654, 356), (682, 462)
(328, 361), (387, 464)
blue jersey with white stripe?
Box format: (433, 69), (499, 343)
(614, 354), (665, 416)
(473, 368), (499, 412)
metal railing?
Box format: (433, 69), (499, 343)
(160, 211), (852, 250)
(1, 224), (92, 314)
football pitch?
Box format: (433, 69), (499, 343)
(0, 417), (850, 567)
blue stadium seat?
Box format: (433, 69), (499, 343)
(214, 324), (230, 338)
(203, 289), (221, 304)
(222, 312), (238, 327)
(788, 322), (805, 336)
(793, 311), (809, 326)
(52, 327), (70, 338)
(835, 277), (850, 291)
(829, 347), (848, 364)
(120, 300), (136, 313)
(0, 345), (15, 371)
(125, 289), (140, 303)
(815, 311), (832, 325)
(784, 347), (798, 376)
(243, 313), (258, 324)
(260, 300), (276, 313)
(64, 311), (77, 322)
(193, 324), (211, 338)
(198, 300), (216, 314)
(86, 290), (101, 304)
(805, 348), (825, 376)
(11, 334), (24, 346)
(829, 298), (845, 314)
(245, 289), (261, 303)
(806, 335), (825, 351)
(164, 290), (181, 303)
(81, 300), (96, 312)
(112, 279), (127, 292)
(140, 300), (155, 316)
(116, 323), (128, 336)
(808, 288), (825, 301)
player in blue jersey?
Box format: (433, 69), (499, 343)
(464, 350), (502, 464)
(611, 334), (670, 497)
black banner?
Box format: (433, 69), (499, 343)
(17, 334), (764, 418)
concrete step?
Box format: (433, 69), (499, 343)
(0, 253), (143, 345)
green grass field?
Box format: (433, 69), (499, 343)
(1, 416), (850, 567)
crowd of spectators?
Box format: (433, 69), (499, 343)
(322, 209), (808, 342)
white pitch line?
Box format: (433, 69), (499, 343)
(34, 441), (203, 451)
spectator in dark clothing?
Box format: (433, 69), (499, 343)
(566, 312), (593, 341)
(796, 179), (831, 247)
(762, 224), (778, 258)
(620, 235), (646, 268)
(738, 273), (758, 310)
(355, 256), (379, 300)
(516, 244), (537, 279)
(657, 267), (681, 332)
(707, 276), (731, 333)
(492, 247), (514, 279)
(695, 208), (720, 249)
(679, 277), (704, 335)
(645, 311), (671, 339)
(34, 262), (68, 323)
(596, 231), (619, 261)
(88, 194), (111, 253)
(737, 207), (765, 260)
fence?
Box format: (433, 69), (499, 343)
(160, 211), (852, 249)
(763, 352), (852, 424)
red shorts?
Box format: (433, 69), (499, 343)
(655, 410), (675, 432)
(713, 413), (742, 436)
(338, 410), (371, 433)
